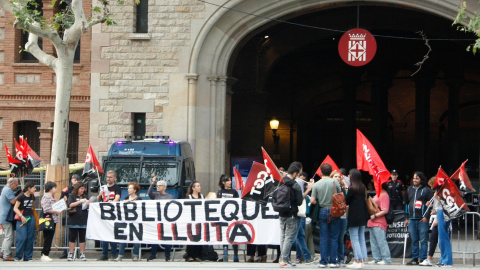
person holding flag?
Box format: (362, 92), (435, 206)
(404, 171), (433, 266)
(216, 174), (240, 262)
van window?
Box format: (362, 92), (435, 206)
(141, 162), (178, 186)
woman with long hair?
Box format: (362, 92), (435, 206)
(216, 174), (240, 262)
(67, 182), (90, 261)
(186, 181), (204, 262)
(116, 182), (142, 261)
(345, 169), (369, 269)
(13, 181), (37, 261)
(40, 181), (61, 262)
(331, 170), (348, 267)
(366, 182), (392, 265)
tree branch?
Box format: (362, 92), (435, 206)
(411, 31), (432, 77)
(24, 32), (58, 69)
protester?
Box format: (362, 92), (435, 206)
(404, 171), (433, 265)
(59, 174), (81, 259)
(13, 181), (37, 261)
(311, 163), (342, 268)
(96, 170), (121, 261)
(434, 192), (453, 267)
(345, 169), (369, 269)
(367, 182), (392, 265)
(185, 181), (204, 262)
(40, 181), (61, 262)
(67, 182), (90, 261)
(276, 161), (303, 267)
(147, 178), (172, 262)
(422, 177), (438, 266)
(387, 170), (405, 210)
(116, 182), (142, 261)
(294, 172), (314, 265)
(332, 170), (348, 267)
(0, 177), (19, 261)
(216, 174), (240, 262)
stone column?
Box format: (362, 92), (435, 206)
(38, 123), (53, 166)
(445, 78), (462, 170)
(207, 76), (218, 183)
(414, 77), (435, 171)
(219, 77), (237, 177)
(341, 71), (361, 169)
(186, 74), (198, 152)
(370, 77), (392, 160)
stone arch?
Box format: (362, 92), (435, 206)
(187, 0), (468, 189)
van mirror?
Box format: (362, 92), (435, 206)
(90, 179), (99, 193)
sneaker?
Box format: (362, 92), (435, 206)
(305, 258), (315, 265)
(79, 253), (86, 261)
(328, 263), (339, 268)
(367, 260), (376, 264)
(165, 256), (170, 262)
(319, 264), (327, 268)
(346, 262), (363, 269)
(59, 252), (68, 259)
(376, 261), (387, 265)
(420, 259), (432, 266)
(14, 258), (21, 262)
(279, 260), (288, 267)
(132, 256), (139, 261)
(41, 255), (53, 262)
(3, 257), (15, 261)
(345, 252), (354, 264)
(339, 262), (346, 267)
(114, 256), (122, 261)
(147, 255), (156, 261)
(109, 257), (117, 261)
(233, 255), (239, 262)
(67, 253), (74, 261)
(96, 256), (108, 261)
(407, 259), (419, 265)
(440, 265), (452, 268)
(287, 260), (297, 267)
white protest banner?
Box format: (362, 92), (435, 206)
(86, 198), (280, 245)
(52, 199), (67, 212)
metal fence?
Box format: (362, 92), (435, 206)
(451, 211), (480, 266)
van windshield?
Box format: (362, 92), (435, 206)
(104, 162), (179, 186)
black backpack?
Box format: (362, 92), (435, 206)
(272, 184), (291, 213)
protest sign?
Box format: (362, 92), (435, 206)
(86, 198), (280, 245)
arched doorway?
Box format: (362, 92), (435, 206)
(190, 0), (480, 190)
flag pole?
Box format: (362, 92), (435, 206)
(422, 191), (437, 218)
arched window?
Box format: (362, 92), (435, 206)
(68, 122), (79, 163)
(15, 121), (41, 154)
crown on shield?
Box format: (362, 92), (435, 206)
(349, 33), (366, 40)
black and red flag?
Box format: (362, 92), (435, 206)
(241, 161), (271, 204)
(82, 144), (104, 181)
(233, 166), (244, 192)
(433, 167), (469, 221)
(261, 147), (284, 198)
(450, 160), (475, 192)
(4, 143), (22, 176)
(24, 138), (42, 174)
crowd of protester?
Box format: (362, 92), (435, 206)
(0, 164), (460, 267)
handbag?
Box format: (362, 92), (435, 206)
(14, 210), (24, 221)
(329, 180), (346, 221)
(67, 207), (77, 215)
(39, 209), (54, 231)
(366, 197), (379, 216)
(297, 198), (307, 218)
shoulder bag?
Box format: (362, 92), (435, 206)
(329, 179), (347, 222)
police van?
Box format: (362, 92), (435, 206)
(90, 136), (195, 200)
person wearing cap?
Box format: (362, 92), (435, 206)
(386, 169), (405, 210)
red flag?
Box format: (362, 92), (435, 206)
(433, 166), (449, 189)
(356, 129), (391, 196)
(83, 144), (103, 175)
(4, 143), (22, 164)
(450, 160), (475, 192)
(436, 167), (469, 220)
(241, 161), (270, 204)
(14, 139), (27, 161)
(261, 147), (283, 184)
(233, 167), (244, 191)
(315, 155), (341, 177)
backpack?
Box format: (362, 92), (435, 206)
(329, 180), (347, 221)
(272, 184), (291, 213)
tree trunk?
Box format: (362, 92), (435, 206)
(50, 50), (75, 165)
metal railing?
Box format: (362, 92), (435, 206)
(451, 211), (480, 266)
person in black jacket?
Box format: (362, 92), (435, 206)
(277, 161), (303, 267)
(216, 174), (240, 262)
(404, 171), (433, 266)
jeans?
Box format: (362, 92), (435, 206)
(295, 217), (311, 261)
(408, 219), (429, 261)
(337, 218), (347, 262)
(152, 244), (171, 258)
(349, 226), (368, 261)
(437, 210), (452, 265)
(102, 241), (118, 258)
(369, 227), (391, 263)
(119, 243), (140, 257)
(279, 216), (298, 262)
(42, 224), (57, 256)
(319, 208), (340, 265)
(15, 215), (36, 261)
(428, 222), (438, 257)
(1, 222), (14, 258)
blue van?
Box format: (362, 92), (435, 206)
(90, 136), (195, 200)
